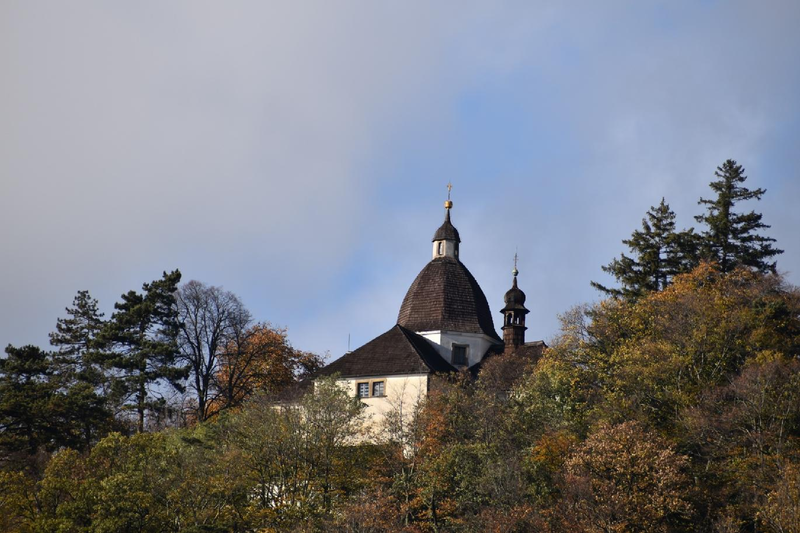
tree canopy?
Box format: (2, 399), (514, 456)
(695, 159), (783, 273)
(595, 159), (782, 299)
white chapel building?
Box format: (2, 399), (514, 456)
(316, 197), (545, 425)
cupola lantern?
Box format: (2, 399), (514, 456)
(500, 254), (529, 352)
(432, 183), (460, 260)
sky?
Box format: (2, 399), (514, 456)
(2, 1), (799, 360)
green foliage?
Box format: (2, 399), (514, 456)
(596, 159), (783, 299)
(593, 198), (698, 299)
(99, 270), (188, 433)
(49, 290), (106, 387)
(695, 159), (783, 273)
(2, 265), (799, 532)
(0, 345), (110, 467)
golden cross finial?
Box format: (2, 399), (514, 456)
(444, 182), (453, 209)
(513, 250), (519, 277)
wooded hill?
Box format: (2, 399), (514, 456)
(1, 160), (798, 532)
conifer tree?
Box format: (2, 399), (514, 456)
(49, 290), (106, 386)
(49, 291), (116, 447)
(99, 270), (187, 433)
(695, 159), (782, 273)
(0, 345), (60, 461)
(0, 344), (111, 463)
(592, 198), (697, 299)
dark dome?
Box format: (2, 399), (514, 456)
(501, 277), (528, 312)
(432, 210), (460, 243)
(397, 257), (500, 340)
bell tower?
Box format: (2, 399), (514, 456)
(500, 255), (529, 352)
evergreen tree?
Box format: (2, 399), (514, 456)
(592, 198), (697, 299)
(0, 345), (109, 464)
(49, 290), (106, 386)
(49, 291), (117, 447)
(0, 345), (60, 462)
(99, 270), (187, 433)
(695, 159), (782, 273)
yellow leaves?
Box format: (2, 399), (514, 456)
(0, 470), (36, 533)
(528, 431), (576, 473)
(760, 461), (800, 532)
(561, 421), (692, 532)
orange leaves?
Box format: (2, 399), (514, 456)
(560, 421), (693, 532)
(211, 323), (323, 415)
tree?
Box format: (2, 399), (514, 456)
(593, 198), (697, 299)
(49, 290), (116, 446)
(695, 159), (782, 273)
(220, 376), (365, 527)
(682, 355), (800, 528)
(213, 322), (323, 412)
(99, 270), (187, 433)
(0, 343), (111, 468)
(176, 280), (252, 422)
(0, 345), (62, 463)
(49, 290), (106, 382)
(558, 421), (693, 532)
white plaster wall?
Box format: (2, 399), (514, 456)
(431, 240), (458, 260)
(417, 330), (501, 368)
(337, 374), (428, 434)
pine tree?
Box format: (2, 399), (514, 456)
(695, 159), (782, 273)
(0, 345), (60, 461)
(99, 270), (187, 433)
(592, 199), (697, 299)
(49, 291), (118, 446)
(0, 345), (111, 463)
(49, 290), (106, 386)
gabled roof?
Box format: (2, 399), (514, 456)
(397, 257), (501, 340)
(317, 325), (456, 379)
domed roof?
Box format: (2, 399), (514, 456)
(501, 276), (528, 312)
(397, 257), (500, 340)
(432, 209), (460, 243)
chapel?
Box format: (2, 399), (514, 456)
(317, 193), (545, 421)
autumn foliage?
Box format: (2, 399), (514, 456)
(2, 263), (800, 532)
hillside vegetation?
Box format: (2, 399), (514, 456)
(1, 159), (797, 532)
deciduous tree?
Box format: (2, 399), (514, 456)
(559, 421), (692, 532)
(176, 280), (252, 422)
(214, 322), (323, 412)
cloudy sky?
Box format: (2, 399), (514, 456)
(2, 1), (799, 359)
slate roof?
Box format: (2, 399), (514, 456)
(507, 340), (546, 359)
(432, 210), (461, 243)
(397, 257), (501, 340)
(469, 340), (547, 382)
(317, 325), (456, 378)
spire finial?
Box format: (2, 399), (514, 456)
(444, 182), (453, 209)
(512, 250), (519, 277)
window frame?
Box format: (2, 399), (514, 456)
(451, 343), (468, 366)
(356, 379), (386, 398)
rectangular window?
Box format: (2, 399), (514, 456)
(357, 382), (370, 398)
(452, 344), (467, 366)
(372, 381), (385, 397)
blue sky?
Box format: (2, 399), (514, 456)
(2, 1), (799, 359)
